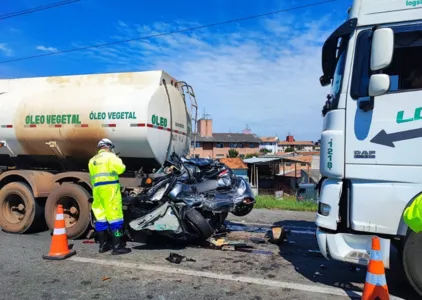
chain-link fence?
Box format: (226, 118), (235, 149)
(296, 183), (319, 202)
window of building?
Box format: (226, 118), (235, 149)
(285, 163), (292, 166)
(191, 141), (201, 148)
(238, 143), (244, 148)
(229, 143), (238, 148)
(202, 142), (213, 151)
(351, 24), (422, 99)
(249, 143), (257, 148)
(301, 163), (307, 166)
(215, 143), (224, 148)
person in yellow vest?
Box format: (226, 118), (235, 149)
(88, 138), (131, 255)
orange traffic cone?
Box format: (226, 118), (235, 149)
(361, 236), (389, 300)
(43, 204), (76, 260)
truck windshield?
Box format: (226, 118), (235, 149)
(330, 39), (348, 108)
(320, 18), (356, 116)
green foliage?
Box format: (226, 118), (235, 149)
(228, 149), (239, 158)
(245, 152), (259, 159)
(259, 148), (272, 154)
(254, 195), (317, 212)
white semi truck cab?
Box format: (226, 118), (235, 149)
(315, 0), (422, 295)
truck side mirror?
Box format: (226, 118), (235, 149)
(368, 74), (391, 97)
(370, 28), (394, 71)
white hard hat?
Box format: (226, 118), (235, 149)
(97, 138), (114, 149)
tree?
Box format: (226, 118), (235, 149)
(260, 148), (271, 154)
(285, 147), (294, 152)
(245, 152), (259, 159)
(227, 149), (239, 158)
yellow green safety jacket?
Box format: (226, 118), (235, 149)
(88, 149), (126, 188)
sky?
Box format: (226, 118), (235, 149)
(0, 0), (352, 142)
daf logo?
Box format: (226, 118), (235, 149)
(354, 150), (376, 159)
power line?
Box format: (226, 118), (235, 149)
(0, 0), (80, 20)
(0, 0), (340, 64)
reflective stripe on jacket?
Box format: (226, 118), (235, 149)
(88, 149), (126, 187)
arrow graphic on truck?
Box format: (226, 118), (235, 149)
(370, 128), (422, 147)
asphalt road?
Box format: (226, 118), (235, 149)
(0, 209), (419, 300)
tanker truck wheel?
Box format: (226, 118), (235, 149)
(0, 182), (41, 234)
(45, 184), (91, 240)
(403, 230), (422, 297)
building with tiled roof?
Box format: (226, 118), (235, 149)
(278, 135), (317, 152)
(189, 118), (261, 159)
(259, 136), (279, 154)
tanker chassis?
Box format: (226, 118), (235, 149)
(0, 70), (198, 239)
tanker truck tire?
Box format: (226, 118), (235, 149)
(403, 230), (422, 297)
(45, 184), (91, 240)
(0, 182), (41, 234)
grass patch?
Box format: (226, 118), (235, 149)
(254, 195), (318, 212)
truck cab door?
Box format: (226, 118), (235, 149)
(346, 25), (422, 235)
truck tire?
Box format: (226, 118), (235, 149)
(45, 184), (91, 240)
(185, 208), (214, 239)
(403, 230), (422, 297)
(0, 182), (41, 234)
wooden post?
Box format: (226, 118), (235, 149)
(307, 163), (310, 183)
(283, 159), (285, 175)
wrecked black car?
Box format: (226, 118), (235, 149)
(120, 153), (256, 243)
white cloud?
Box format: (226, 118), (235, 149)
(0, 43), (12, 56)
(36, 45), (58, 53)
(70, 14), (343, 140)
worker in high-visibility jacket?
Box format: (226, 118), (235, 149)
(88, 138), (131, 255)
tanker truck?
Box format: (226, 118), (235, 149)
(0, 70), (198, 239)
(315, 0), (422, 296)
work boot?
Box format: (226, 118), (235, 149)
(97, 230), (112, 253)
(111, 229), (131, 255)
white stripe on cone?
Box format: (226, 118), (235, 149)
(56, 214), (64, 220)
(53, 228), (66, 235)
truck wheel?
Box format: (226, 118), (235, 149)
(403, 230), (422, 297)
(45, 184), (91, 240)
(0, 182), (41, 234)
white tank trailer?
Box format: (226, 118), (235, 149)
(0, 70), (198, 239)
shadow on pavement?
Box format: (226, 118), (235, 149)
(225, 219), (420, 300)
(132, 244), (187, 251)
(130, 233), (210, 251)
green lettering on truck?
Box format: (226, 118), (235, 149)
(406, 0), (422, 7)
(25, 114), (81, 125)
(151, 114), (168, 127)
(89, 111), (137, 120)
(396, 106), (422, 124)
